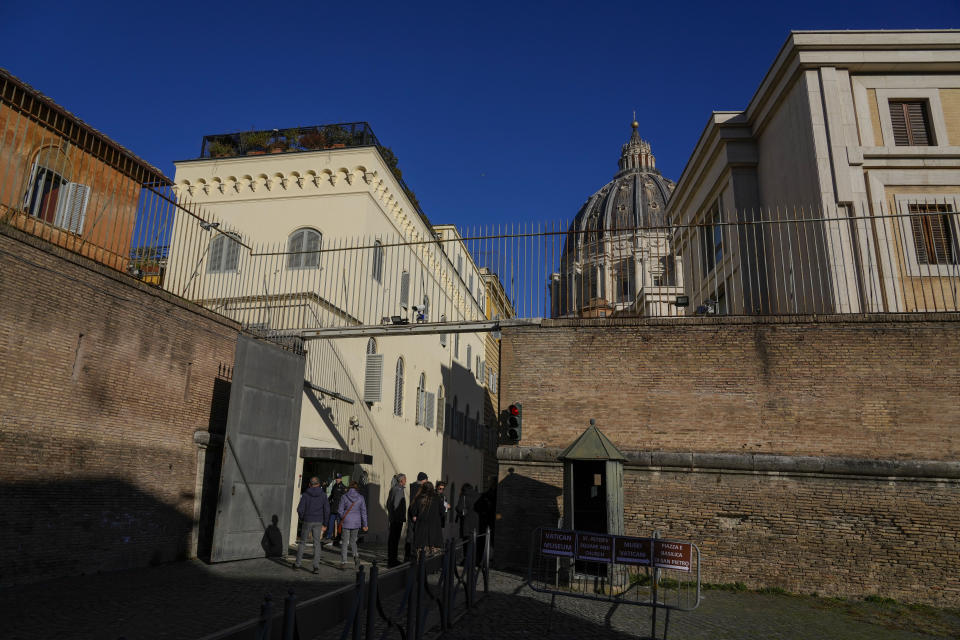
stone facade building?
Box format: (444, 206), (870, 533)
(551, 122), (682, 318)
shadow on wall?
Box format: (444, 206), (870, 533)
(493, 467), (562, 571)
(0, 478), (195, 586)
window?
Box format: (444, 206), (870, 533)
(908, 203), (957, 265)
(372, 240), (384, 283)
(466, 345), (472, 371)
(450, 396), (458, 439)
(454, 333), (460, 359)
(436, 386), (445, 433)
(889, 100), (932, 146)
(415, 373), (426, 425)
(699, 205), (723, 274)
(469, 273), (474, 298)
(614, 259), (634, 301)
(287, 228), (321, 269)
(400, 271), (410, 309)
(476, 356), (480, 378)
(363, 339), (383, 403)
(24, 148), (89, 233)
(457, 255), (463, 275)
(393, 358), (404, 416)
(207, 232), (242, 273)
(440, 314), (447, 347)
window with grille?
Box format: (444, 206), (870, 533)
(908, 203), (956, 265)
(207, 233), (242, 273)
(287, 228), (321, 269)
(372, 241), (384, 282)
(23, 148), (89, 234)
(393, 358), (404, 416)
(889, 100), (932, 146)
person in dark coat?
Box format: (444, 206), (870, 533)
(326, 473), (347, 544)
(410, 481), (444, 554)
(294, 477), (329, 573)
(387, 473), (407, 567)
(456, 483), (481, 540)
(405, 471), (428, 561)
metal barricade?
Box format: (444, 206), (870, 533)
(527, 527), (700, 640)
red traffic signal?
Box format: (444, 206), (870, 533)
(506, 402), (522, 442)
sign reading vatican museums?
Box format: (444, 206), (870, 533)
(539, 528), (692, 572)
(539, 528), (575, 557)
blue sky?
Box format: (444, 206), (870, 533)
(2, 1), (958, 229)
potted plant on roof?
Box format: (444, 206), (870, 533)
(240, 130), (270, 155)
(282, 128), (301, 152)
(322, 125), (350, 148)
(208, 139), (236, 158)
(300, 128), (327, 150)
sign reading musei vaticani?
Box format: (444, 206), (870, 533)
(539, 528), (692, 571)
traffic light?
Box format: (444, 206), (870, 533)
(506, 403), (522, 442)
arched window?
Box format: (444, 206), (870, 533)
(24, 146), (88, 233)
(436, 385), (445, 433)
(466, 345), (472, 372)
(372, 240), (384, 283)
(363, 339), (382, 404)
(415, 373), (426, 425)
(393, 358), (404, 417)
(287, 227), (321, 269)
(208, 232), (242, 273)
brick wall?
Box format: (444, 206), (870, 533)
(500, 317), (960, 460)
(0, 226), (239, 584)
(495, 317), (960, 605)
(497, 459), (960, 605)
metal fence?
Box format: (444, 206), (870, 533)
(6, 157), (959, 334)
(527, 527), (700, 640)
(200, 530), (490, 640)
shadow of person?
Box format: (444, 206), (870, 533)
(260, 515), (284, 557)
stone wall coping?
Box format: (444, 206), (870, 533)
(525, 312), (960, 329)
(497, 446), (960, 479)
(1, 224), (241, 332)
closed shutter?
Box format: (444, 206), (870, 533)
(424, 392), (435, 430)
(400, 271), (410, 308)
(890, 101), (932, 146)
(54, 183), (89, 234)
(364, 354), (383, 403)
(436, 394), (444, 432)
(224, 234), (241, 271)
(928, 214), (953, 264)
(287, 231), (304, 268)
(909, 204), (956, 265)
(304, 231), (321, 268)
(208, 235), (225, 272)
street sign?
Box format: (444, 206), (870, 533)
(539, 528), (575, 557)
(654, 540), (693, 571)
(614, 536), (653, 566)
(575, 532), (614, 563)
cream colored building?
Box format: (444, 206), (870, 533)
(167, 128), (488, 543)
(669, 30), (960, 315)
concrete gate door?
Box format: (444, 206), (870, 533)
(210, 335), (306, 562)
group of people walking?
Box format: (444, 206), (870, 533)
(294, 473), (368, 572)
(293, 470), (495, 572)
(387, 472), (495, 568)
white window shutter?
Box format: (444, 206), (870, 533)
(224, 235), (241, 270)
(208, 236), (224, 272)
(364, 354), (383, 403)
(425, 392), (435, 430)
(304, 230), (321, 268)
(54, 183), (89, 234)
(400, 271), (410, 309)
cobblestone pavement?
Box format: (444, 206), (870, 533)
(437, 572), (960, 640)
(3, 555), (959, 640)
(0, 541), (386, 640)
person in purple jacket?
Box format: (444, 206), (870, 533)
(294, 477), (329, 573)
(338, 481), (368, 567)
